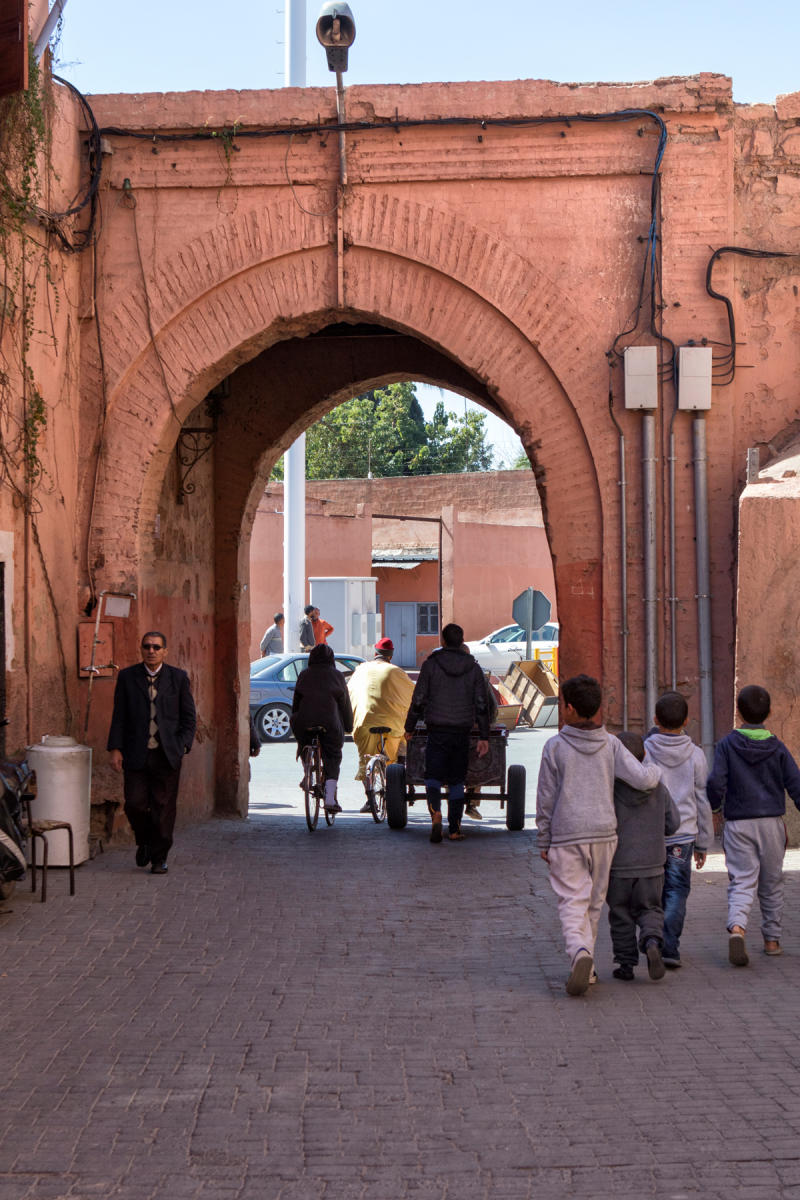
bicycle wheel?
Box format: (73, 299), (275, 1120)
(370, 758), (386, 823)
(302, 744), (320, 831)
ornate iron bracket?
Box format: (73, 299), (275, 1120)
(176, 427), (214, 504)
(175, 389), (225, 504)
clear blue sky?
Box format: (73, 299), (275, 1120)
(53, 0), (798, 103)
(51, 0), (797, 463)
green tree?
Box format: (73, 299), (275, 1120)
(296, 382), (493, 480)
(416, 402), (494, 474)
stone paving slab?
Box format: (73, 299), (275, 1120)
(3, 793), (800, 1199)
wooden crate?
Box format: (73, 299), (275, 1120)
(505, 661), (559, 726)
(495, 702), (522, 730)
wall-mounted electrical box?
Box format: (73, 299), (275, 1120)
(678, 346), (713, 410)
(309, 576), (382, 659)
(623, 346), (658, 410)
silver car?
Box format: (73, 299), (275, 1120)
(466, 622), (559, 674)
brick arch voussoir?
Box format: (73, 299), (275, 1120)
(343, 246), (606, 537)
(92, 244), (338, 576)
(94, 194), (611, 630)
(346, 192), (603, 416)
(101, 198), (334, 392)
(340, 244), (609, 679)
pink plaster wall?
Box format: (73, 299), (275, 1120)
(11, 71), (800, 829)
(248, 472), (554, 664)
(735, 447), (800, 842)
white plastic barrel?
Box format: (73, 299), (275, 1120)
(26, 735), (92, 865)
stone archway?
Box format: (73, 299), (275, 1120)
(87, 195), (616, 816)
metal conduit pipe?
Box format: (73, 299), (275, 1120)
(642, 412), (658, 725)
(692, 413), (715, 764)
(619, 430), (629, 728)
(667, 415), (678, 691)
(608, 391), (629, 728)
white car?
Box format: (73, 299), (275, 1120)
(466, 621), (559, 674)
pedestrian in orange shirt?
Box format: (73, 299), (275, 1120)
(311, 607), (334, 645)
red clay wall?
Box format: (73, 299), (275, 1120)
(10, 70), (800, 826)
(0, 75), (85, 762)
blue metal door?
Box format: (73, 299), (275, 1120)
(385, 602), (416, 668)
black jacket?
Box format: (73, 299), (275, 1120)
(291, 662), (354, 741)
(405, 647), (490, 737)
(707, 728), (800, 820)
(107, 662), (197, 771)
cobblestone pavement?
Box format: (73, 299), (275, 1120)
(3, 758), (800, 1200)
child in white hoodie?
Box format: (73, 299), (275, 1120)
(644, 691), (713, 969)
(536, 675), (662, 997)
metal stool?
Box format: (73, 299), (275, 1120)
(24, 801), (76, 903)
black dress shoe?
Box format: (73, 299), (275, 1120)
(135, 844), (150, 868)
(150, 861), (168, 874)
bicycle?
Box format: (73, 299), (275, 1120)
(301, 726), (336, 832)
(363, 725), (391, 824)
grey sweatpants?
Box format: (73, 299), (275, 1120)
(722, 816), (786, 940)
(547, 840), (617, 961)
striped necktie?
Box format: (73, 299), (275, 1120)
(147, 673), (159, 748)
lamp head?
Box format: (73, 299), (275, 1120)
(316, 2), (356, 72)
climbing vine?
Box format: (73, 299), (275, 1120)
(0, 46), (57, 501)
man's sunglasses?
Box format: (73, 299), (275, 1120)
(142, 643), (164, 651)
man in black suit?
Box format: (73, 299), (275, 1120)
(107, 631), (197, 874)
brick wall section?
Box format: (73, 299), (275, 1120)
(50, 73), (800, 819)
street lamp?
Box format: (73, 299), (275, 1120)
(315, 3), (356, 186)
(315, 3), (356, 73)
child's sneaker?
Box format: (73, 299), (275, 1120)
(764, 940), (783, 956)
(566, 950), (593, 996)
(612, 964), (634, 981)
(728, 930), (749, 967)
(645, 940), (666, 980)
(662, 955), (682, 969)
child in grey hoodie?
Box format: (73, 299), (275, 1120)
(607, 731), (680, 982)
(644, 691), (713, 968)
(536, 675), (662, 997)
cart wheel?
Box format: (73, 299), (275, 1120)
(505, 763), (526, 831)
(386, 763), (408, 830)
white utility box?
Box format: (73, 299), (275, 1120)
(623, 345), (658, 409)
(309, 576), (382, 659)
(678, 346), (713, 410)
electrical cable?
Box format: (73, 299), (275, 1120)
(18, 74), (104, 253)
(284, 132), (341, 217)
(705, 246), (797, 386)
(97, 105), (668, 362)
(97, 108), (668, 145)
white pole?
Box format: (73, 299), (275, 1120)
(34, 0), (70, 60)
(285, 0), (307, 86)
(284, 435), (307, 650)
(283, 1), (307, 646)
